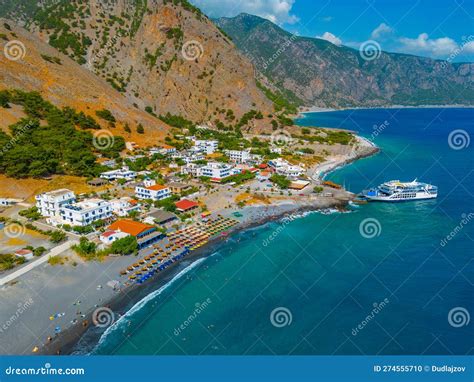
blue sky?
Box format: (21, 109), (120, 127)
(191, 0), (474, 62)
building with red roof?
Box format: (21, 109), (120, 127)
(175, 199), (199, 213)
(108, 219), (162, 249)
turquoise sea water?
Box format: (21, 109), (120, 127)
(94, 108), (473, 355)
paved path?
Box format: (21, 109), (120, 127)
(0, 240), (78, 287)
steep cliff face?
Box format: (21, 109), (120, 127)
(2, 0), (272, 122)
(216, 13), (474, 108)
(0, 19), (171, 145)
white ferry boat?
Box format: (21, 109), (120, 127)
(362, 179), (437, 202)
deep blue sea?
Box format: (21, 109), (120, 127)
(94, 108), (473, 355)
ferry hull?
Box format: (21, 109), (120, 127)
(365, 193), (437, 202)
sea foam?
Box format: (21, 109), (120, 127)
(94, 257), (208, 348)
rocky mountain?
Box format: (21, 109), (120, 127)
(0, 19), (169, 146)
(215, 13), (474, 108)
(0, 0), (272, 123)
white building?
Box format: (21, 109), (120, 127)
(110, 197), (140, 217)
(124, 154), (146, 162)
(268, 159), (304, 179)
(100, 167), (137, 181)
(150, 145), (177, 156)
(184, 152), (205, 164)
(200, 162), (236, 180)
(99, 230), (130, 245)
(59, 199), (112, 226)
(193, 139), (218, 154)
(181, 163), (204, 177)
(135, 179), (171, 201)
(36, 189), (76, 218)
(224, 150), (252, 163)
(224, 150), (262, 164)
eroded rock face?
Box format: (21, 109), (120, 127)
(5, 0), (272, 122)
(0, 19), (170, 146)
(216, 13), (474, 108)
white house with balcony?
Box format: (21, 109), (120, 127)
(110, 197), (140, 217)
(181, 163), (204, 177)
(100, 167), (137, 181)
(200, 162), (240, 180)
(192, 139), (218, 154)
(59, 199), (112, 226)
(36, 189), (76, 218)
(183, 152), (205, 164)
(224, 150), (262, 164)
(268, 158), (304, 179)
(135, 179), (171, 201)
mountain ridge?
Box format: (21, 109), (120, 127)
(0, 0), (273, 124)
(215, 13), (474, 108)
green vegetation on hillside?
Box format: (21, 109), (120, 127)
(256, 81), (300, 114)
(33, 2), (92, 64)
(0, 90), (124, 178)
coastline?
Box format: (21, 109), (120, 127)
(53, 139), (380, 355)
(297, 104), (474, 118)
(42, 196), (353, 356)
(0, 135), (379, 356)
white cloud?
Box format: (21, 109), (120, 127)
(316, 32), (342, 46)
(399, 33), (459, 57)
(190, 0), (299, 25)
(371, 23), (393, 39)
(463, 41), (474, 53)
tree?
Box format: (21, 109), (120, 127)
(270, 174), (291, 189)
(313, 186), (323, 193)
(95, 109), (116, 123)
(18, 206), (42, 220)
(124, 123), (131, 133)
(33, 246), (47, 256)
(137, 123), (145, 134)
(73, 237), (97, 257)
(110, 236), (138, 255)
(49, 230), (66, 243)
